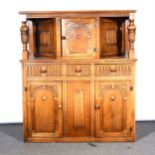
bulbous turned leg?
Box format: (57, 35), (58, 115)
(20, 21), (29, 60)
(127, 14), (136, 59)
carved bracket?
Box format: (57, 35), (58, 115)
(20, 21), (29, 60)
(127, 13), (136, 59)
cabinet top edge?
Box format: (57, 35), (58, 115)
(19, 10), (136, 18)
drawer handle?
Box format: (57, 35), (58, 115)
(110, 66), (116, 72)
(95, 105), (101, 109)
(75, 69), (82, 73)
(75, 67), (82, 73)
(40, 70), (47, 73)
(110, 95), (116, 101)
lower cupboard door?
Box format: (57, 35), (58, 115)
(27, 82), (62, 138)
(95, 81), (133, 138)
(65, 81), (91, 137)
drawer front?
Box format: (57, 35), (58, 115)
(26, 64), (63, 77)
(66, 64), (91, 76)
(95, 64), (132, 76)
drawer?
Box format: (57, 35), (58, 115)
(26, 63), (63, 77)
(95, 64), (132, 76)
(66, 64), (91, 76)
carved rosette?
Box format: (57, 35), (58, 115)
(20, 21), (29, 60)
(127, 15), (136, 58)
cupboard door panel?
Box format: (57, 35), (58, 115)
(28, 82), (62, 137)
(65, 81), (91, 137)
(95, 81), (132, 138)
(61, 18), (97, 58)
(35, 19), (56, 57)
(100, 18), (125, 57)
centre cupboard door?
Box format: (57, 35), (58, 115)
(65, 81), (91, 137)
(95, 81), (134, 139)
(61, 18), (97, 58)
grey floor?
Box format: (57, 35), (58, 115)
(0, 122), (155, 155)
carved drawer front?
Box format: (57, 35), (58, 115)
(95, 64), (132, 76)
(26, 64), (62, 77)
(66, 64), (91, 76)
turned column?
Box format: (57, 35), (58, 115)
(20, 21), (29, 60)
(127, 13), (136, 59)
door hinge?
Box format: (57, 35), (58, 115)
(24, 87), (28, 92)
(130, 86), (133, 91)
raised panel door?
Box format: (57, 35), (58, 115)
(61, 18), (97, 58)
(95, 81), (133, 138)
(27, 82), (62, 138)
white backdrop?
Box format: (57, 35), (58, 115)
(0, 0), (155, 123)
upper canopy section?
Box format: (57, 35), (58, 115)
(19, 10), (136, 18)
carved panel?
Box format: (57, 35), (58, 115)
(106, 30), (117, 45)
(73, 90), (84, 128)
(95, 64), (132, 76)
(65, 81), (91, 137)
(66, 64), (90, 76)
(30, 83), (60, 133)
(99, 83), (127, 132)
(31, 85), (58, 97)
(66, 24), (90, 53)
(95, 81), (130, 137)
(99, 83), (127, 99)
(61, 18), (96, 57)
(26, 63), (62, 77)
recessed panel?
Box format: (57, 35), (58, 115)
(65, 81), (91, 137)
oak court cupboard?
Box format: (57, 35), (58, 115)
(20, 10), (136, 142)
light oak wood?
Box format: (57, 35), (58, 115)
(95, 81), (132, 138)
(65, 81), (91, 137)
(61, 18), (97, 58)
(20, 10), (136, 142)
(27, 82), (63, 138)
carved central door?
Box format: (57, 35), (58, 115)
(65, 81), (91, 137)
(61, 18), (97, 58)
(27, 82), (62, 138)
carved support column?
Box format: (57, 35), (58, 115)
(127, 13), (136, 59)
(20, 21), (29, 60)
